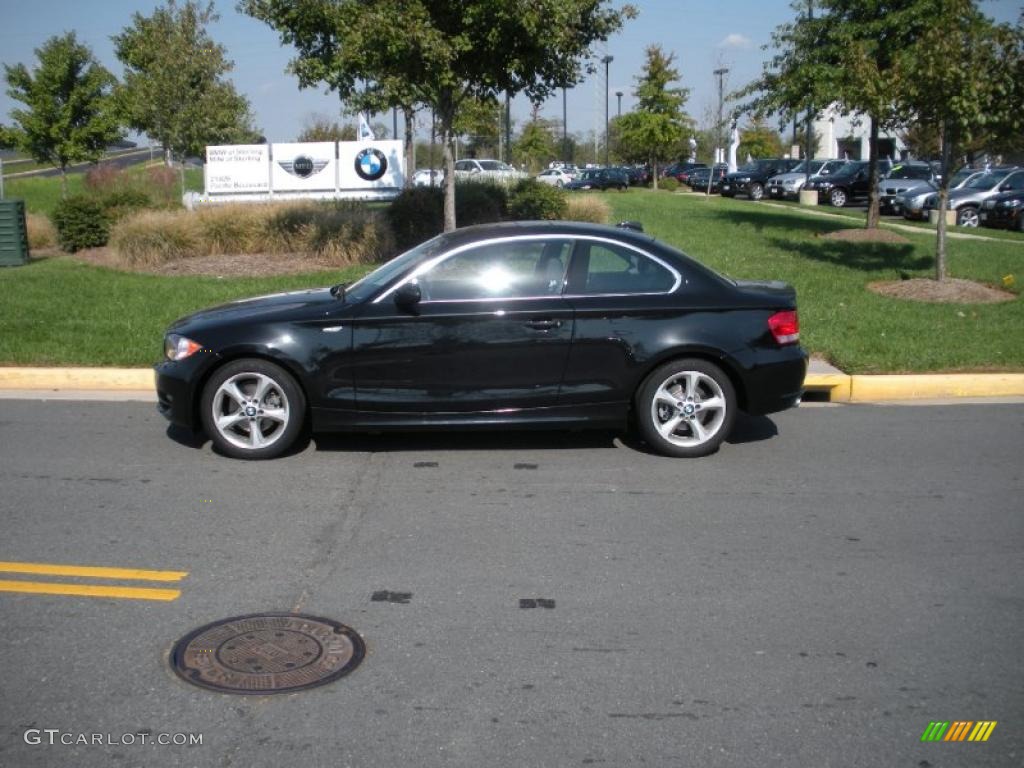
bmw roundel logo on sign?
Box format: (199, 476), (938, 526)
(355, 148), (388, 181)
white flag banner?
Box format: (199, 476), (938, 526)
(358, 113), (375, 141)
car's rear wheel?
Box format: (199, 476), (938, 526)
(201, 359), (306, 460)
(957, 206), (979, 227)
(637, 359), (737, 458)
(830, 188), (848, 207)
(749, 183), (764, 201)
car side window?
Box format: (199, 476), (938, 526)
(1003, 172), (1024, 191)
(415, 239), (572, 301)
(573, 242), (676, 295)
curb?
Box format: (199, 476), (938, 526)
(804, 372), (1024, 402)
(2, 367), (1023, 403)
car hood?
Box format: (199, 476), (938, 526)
(168, 288), (336, 332)
(879, 179), (935, 194)
(769, 172), (810, 183)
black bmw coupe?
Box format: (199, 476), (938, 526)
(156, 221), (806, 459)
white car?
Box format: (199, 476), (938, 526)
(411, 169), (443, 187)
(452, 158), (528, 184)
(535, 168), (574, 187)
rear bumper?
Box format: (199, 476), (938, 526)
(735, 346), (808, 416)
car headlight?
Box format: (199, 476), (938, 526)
(818, 182), (834, 190)
(164, 334), (203, 361)
(999, 198), (1022, 208)
(783, 180), (795, 187)
(738, 177), (751, 183)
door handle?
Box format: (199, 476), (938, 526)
(525, 318), (562, 330)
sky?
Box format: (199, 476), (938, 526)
(1, 0), (1021, 146)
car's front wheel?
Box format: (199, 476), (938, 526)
(749, 183), (764, 201)
(957, 205), (979, 227)
(830, 188), (848, 207)
(200, 359), (306, 460)
(636, 359), (737, 458)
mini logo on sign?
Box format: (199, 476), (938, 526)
(279, 155), (328, 179)
(355, 148), (387, 181)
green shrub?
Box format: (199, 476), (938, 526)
(456, 180), (507, 227)
(508, 179), (567, 221)
(387, 187), (444, 250)
(660, 177), (680, 192)
(100, 188), (153, 221)
(52, 196), (110, 252)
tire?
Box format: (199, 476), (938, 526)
(200, 358), (306, 460)
(830, 188), (848, 207)
(749, 183), (764, 201)
(1017, 212), (1024, 233)
(636, 358), (737, 458)
(956, 206), (979, 228)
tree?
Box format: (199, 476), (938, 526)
(896, 1), (1021, 281)
(3, 33), (122, 196)
(738, 115), (784, 159)
(242, 0), (635, 231)
(297, 115), (356, 143)
(114, 0), (257, 167)
(739, 1), (935, 228)
(515, 107), (559, 172)
(616, 45), (692, 188)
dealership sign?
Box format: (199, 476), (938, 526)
(203, 140), (405, 202)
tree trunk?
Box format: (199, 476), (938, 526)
(403, 107), (415, 188)
(865, 117), (881, 229)
(651, 156), (658, 190)
(443, 131), (456, 232)
(164, 146), (173, 167)
(935, 121), (952, 282)
(59, 167), (68, 198)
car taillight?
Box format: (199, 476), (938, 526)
(768, 310), (800, 345)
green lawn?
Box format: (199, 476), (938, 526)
(0, 259), (367, 367)
(0, 188), (1021, 372)
(604, 190), (1022, 373)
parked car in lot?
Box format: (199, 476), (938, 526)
(898, 168), (982, 221)
(923, 168), (1024, 227)
(536, 168), (575, 187)
(803, 160), (893, 207)
(662, 161), (706, 181)
(453, 158), (528, 183)
(685, 165), (728, 194)
(767, 159), (847, 200)
(721, 158), (802, 200)
(411, 168), (443, 187)
(565, 167), (629, 191)
(621, 166), (651, 186)
(980, 189), (1024, 231)
(156, 221), (807, 460)
(877, 162), (940, 215)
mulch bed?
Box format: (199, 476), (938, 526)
(868, 278), (1016, 304)
(69, 248), (338, 277)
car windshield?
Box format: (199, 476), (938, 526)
(790, 160), (825, 175)
(887, 165), (932, 180)
(344, 235), (450, 304)
(949, 170), (976, 187)
(829, 163), (863, 178)
(479, 160), (513, 172)
(964, 171), (1010, 190)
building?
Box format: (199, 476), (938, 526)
(811, 104), (907, 161)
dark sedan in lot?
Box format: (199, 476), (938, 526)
(980, 189), (1024, 231)
(803, 160), (892, 207)
(720, 158), (802, 200)
(156, 222), (807, 460)
(685, 166), (728, 193)
(565, 168), (629, 191)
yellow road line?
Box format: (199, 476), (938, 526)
(0, 580), (181, 601)
(0, 561), (188, 582)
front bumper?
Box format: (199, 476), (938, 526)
(879, 195), (903, 214)
(979, 207), (1022, 228)
(155, 357), (216, 431)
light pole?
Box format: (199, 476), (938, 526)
(713, 67), (729, 165)
(601, 55), (614, 166)
(562, 87), (569, 163)
(616, 91), (623, 117)
(804, 0), (815, 191)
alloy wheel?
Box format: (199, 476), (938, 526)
(649, 370), (728, 449)
(210, 372), (291, 451)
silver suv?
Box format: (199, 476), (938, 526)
(924, 168), (1024, 227)
(877, 162), (939, 215)
(767, 159), (848, 200)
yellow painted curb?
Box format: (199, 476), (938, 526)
(0, 367), (153, 391)
(804, 373), (852, 402)
(849, 373), (1024, 401)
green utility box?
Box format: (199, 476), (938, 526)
(0, 199), (30, 266)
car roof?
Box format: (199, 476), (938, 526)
(438, 220), (658, 249)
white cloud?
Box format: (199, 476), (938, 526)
(719, 33), (752, 49)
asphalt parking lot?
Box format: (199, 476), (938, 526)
(0, 399), (1021, 767)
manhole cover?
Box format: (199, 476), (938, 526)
(171, 613), (364, 694)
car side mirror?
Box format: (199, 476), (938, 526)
(394, 282), (421, 308)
